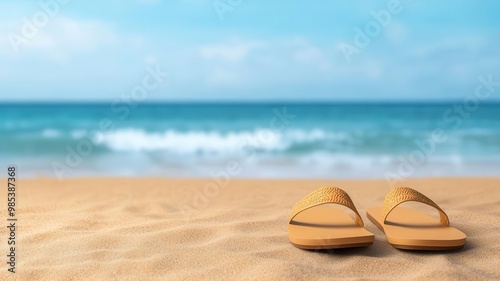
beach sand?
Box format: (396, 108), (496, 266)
(1, 177), (499, 280)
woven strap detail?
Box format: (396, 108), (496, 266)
(289, 186), (364, 227)
(382, 187), (449, 226)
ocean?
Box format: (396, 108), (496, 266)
(1, 102), (499, 179)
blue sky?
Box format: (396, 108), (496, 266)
(0, 0), (499, 101)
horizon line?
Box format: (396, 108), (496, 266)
(1, 99), (500, 105)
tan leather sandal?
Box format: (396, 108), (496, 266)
(366, 187), (466, 250)
(288, 186), (374, 249)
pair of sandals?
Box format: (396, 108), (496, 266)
(288, 186), (466, 250)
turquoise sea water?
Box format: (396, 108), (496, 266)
(1, 103), (499, 178)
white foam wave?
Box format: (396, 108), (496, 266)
(97, 128), (343, 154)
(71, 129), (87, 139)
(41, 129), (62, 138)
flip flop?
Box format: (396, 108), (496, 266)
(288, 186), (374, 249)
(366, 187), (466, 250)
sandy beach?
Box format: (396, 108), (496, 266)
(1, 177), (499, 280)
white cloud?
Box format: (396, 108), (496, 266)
(385, 21), (407, 43)
(54, 18), (117, 51)
(134, 0), (162, 4)
(181, 0), (209, 4)
(195, 38), (336, 88)
(199, 40), (265, 63)
(410, 36), (488, 58)
(292, 41), (331, 71)
(144, 54), (159, 64)
(0, 17), (118, 61)
(205, 67), (249, 87)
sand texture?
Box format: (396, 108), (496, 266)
(1, 177), (499, 280)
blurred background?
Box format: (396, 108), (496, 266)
(0, 1), (499, 179)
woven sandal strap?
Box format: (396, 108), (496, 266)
(382, 187), (449, 226)
(289, 186), (364, 227)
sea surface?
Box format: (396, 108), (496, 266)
(1, 102), (499, 179)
